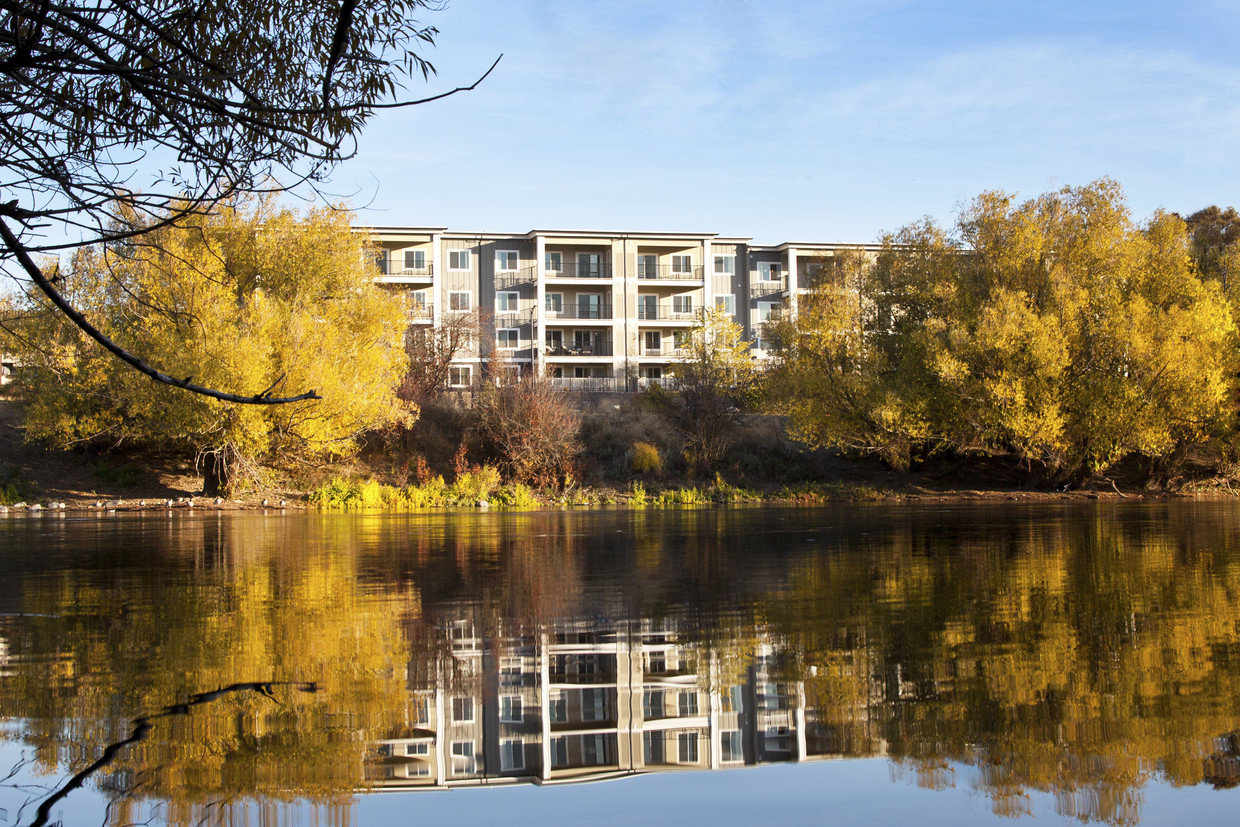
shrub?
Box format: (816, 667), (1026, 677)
(631, 442), (662, 474)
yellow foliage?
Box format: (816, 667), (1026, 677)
(10, 195), (413, 489)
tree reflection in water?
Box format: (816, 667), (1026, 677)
(0, 504), (1238, 825)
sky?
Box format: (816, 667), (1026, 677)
(327, 0), (1240, 245)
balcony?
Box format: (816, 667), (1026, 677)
(546, 261), (612, 279)
(495, 307), (537, 328)
(376, 256), (433, 281)
(545, 342), (614, 357)
(407, 302), (433, 322)
(636, 304), (700, 322)
(750, 279), (786, 298)
(495, 266), (537, 289)
(545, 304), (614, 321)
(637, 264), (703, 281)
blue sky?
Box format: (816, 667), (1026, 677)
(332, 0), (1240, 244)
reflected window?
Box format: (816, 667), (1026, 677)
(500, 738), (524, 771)
(500, 695), (523, 723)
(643, 731), (665, 764)
(452, 697), (474, 723)
(678, 732), (699, 763)
(643, 690), (664, 719)
(721, 730), (743, 762)
(678, 691), (698, 717)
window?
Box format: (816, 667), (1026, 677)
(678, 732), (699, 763)
(637, 254), (657, 279)
(581, 688), (606, 722)
(757, 261), (781, 281)
(499, 695), (523, 723)
(637, 294), (656, 320)
(715, 294), (735, 315)
(643, 331), (660, 354)
(449, 291), (472, 311)
(500, 739), (524, 772)
(405, 742), (430, 757)
(577, 293), (602, 319)
(678, 691), (698, 717)
(412, 697), (431, 724)
(545, 330), (564, 352)
(449, 249), (471, 271)
(583, 734), (608, 765)
(721, 685), (744, 714)
(374, 252), (390, 274)
(496, 291), (519, 312)
(721, 730), (743, 762)
(643, 690), (664, 719)
(545, 292), (563, 313)
(452, 697), (474, 723)
(551, 737), (568, 768)
(404, 249), (426, 271)
(643, 366), (662, 380)
(573, 366), (589, 378)
(671, 254), (693, 275)
(643, 731), (665, 764)
(451, 741), (476, 775)
(495, 250), (519, 272)
(673, 330), (690, 350)
(545, 251), (562, 272)
(448, 366), (472, 387)
(672, 295), (693, 315)
(714, 254), (735, 275)
(550, 691), (566, 722)
(578, 253), (601, 278)
(646, 652), (666, 673)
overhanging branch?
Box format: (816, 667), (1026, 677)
(0, 217), (320, 404)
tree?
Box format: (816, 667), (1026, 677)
(647, 305), (760, 474)
(770, 180), (1239, 483)
(9, 195), (413, 494)
(472, 371), (579, 488)
(398, 310), (482, 406)
(0, 0), (496, 402)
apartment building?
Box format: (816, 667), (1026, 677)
(366, 227), (881, 391)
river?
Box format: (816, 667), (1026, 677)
(1, 502), (1238, 826)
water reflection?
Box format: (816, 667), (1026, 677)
(0, 504), (1239, 826)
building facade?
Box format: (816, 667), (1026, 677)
(365, 227), (882, 391)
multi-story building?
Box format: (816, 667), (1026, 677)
(365, 227), (881, 391)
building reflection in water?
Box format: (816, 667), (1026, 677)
(366, 615), (869, 789)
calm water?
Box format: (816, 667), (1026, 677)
(1, 503), (1239, 826)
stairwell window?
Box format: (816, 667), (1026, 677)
(497, 328), (519, 349)
(714, 254), (734, 275)
(449, 250), (471, 271)
(496, 291), (518, 312)
(715, 295), (735, 315)
(449, 291), (472, 311)
(495, 250), (519, 272)
(448, 366), (472, 387)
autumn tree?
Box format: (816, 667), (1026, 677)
(10, 196), (413, 494)
(647, 305), (760, 473)
(0, 1), (495, 402)
(769, 180), (1239, 483)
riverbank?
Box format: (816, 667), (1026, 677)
(3, 398), (1231, 511)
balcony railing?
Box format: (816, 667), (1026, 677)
(495, 308), (537, 327)
(407, 303), (433, 322)
(546, 261), (612, 279)
(750, 279), (786, 297)
(545, 342), (614, 357)
(638, 347), (688, 358)
(637, 264), (704, 281)
(495, 266), (537, 288)
(548, 377), (626, 392)
(376, 256), (433, 277)
(545, 304), (614, 321)
(636, 304), (700, 322)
